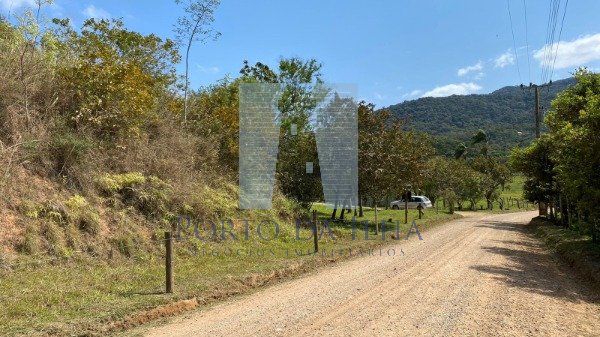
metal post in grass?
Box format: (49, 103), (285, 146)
(312, 210), (318, 253)
(165, 231), (174, 294)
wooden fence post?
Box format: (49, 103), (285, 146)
(165, 231), (173, 294)
(312, 210), (318, 253)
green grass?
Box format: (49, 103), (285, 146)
(0, 209), (460, 336)
(311, 203), (457, 227)
(529, 217), (600, 283)
(465, 175), (538, 212)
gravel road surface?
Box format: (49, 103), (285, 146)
(143, 212), (600, 337)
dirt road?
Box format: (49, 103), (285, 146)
(143, 212), (600, 337)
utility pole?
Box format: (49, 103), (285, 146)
(525, 82), (551, 216)
(524, 82), (550, 139)
(534, 85), (541, 138)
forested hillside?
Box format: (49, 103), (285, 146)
(387, 77), (576, 156)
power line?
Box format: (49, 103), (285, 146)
(547, 0), (561, 83)
(506, 0), (522, 83)
(542, 0), (562, 84)
(550, 0), (569, 82)
(540, 0), (555, 84)
(523, 0), (532, 83)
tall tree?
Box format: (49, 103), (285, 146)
(174, 0), (221, 122)
(545, 69), (600, 241)
(358, 102), (433, 218)
(240, 58), (324, 208)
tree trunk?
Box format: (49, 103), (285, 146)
(358, 194), (364, 217)
(374, 204), (379, 235)
(183, 20), (201, 122)
(566, 196), (573, 229)
(559, 193), (566, 228)
(330, 201), (338, 220)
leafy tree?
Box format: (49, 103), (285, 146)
(424, 157), (482, 212)
(510, 135), (557, 206)
(187, 77), (250, 170)
(240, 58), (323, 131)
(358, 102), (433, 217)
(55, 19), (180, 138)
(545, 69), (600, 241)
(471, 155), (511, 210)
(454, 143), (467, 159)
(471, 129), (489, 156)
(240, 58), (324, 208)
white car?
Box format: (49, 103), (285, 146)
(390, 196), (432, 210)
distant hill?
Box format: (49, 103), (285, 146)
(386, 77), (576, 157)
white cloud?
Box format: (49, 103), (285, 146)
(83, 5), (111, 19)
(0, 0), (35, 10)
(457, 61), (483, 76)
(374, 92), (385, 100)
(534, 33), (600, 69)
(409, 89), (422, 97)
(197, 65), (220, 74)
(494, 50), (515, 68)
(422, 83), (482, 98)
(400, 89), (422, 100)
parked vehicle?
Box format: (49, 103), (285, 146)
(390, 196), (432, 210)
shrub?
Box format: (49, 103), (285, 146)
(18, 201), (43, 219)
(78, 211), (100, 235)
(96, 172), (146, 195)
(19, 226), (39, 255)
(133, 176), (173, 218)
(42, 221), (64, 254)
(64, 194), (100, 235)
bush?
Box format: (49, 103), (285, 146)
(96, 172), (146, 195)
(42, 221), (63, 254)
(78, 211), (100, 235)
(18, 201), (43, 219)
(96, 172), (175, 219)
(19, 226), (39, 255)
(133, 176), (173, 218)
(64, 194), (100, 235)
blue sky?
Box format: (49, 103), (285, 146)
(3, 0), (600, 107)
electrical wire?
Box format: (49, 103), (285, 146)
(542, 0), (562, 84)
(550, 0), (569, 82)
(523, 0), (532, 83)
(506, 0), (522, 84)
(541, 0), (555, 84)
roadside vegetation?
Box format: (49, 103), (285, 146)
(0, 1), (540, 336)
(511, 70), (600, 242)
(529, 216), (600, 284)
(0, 205), (458, 336)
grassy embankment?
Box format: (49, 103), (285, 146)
(0, 201), (458, 336)
(528, 217), (600, 284)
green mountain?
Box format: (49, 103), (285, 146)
(386, 77), (576, 157)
